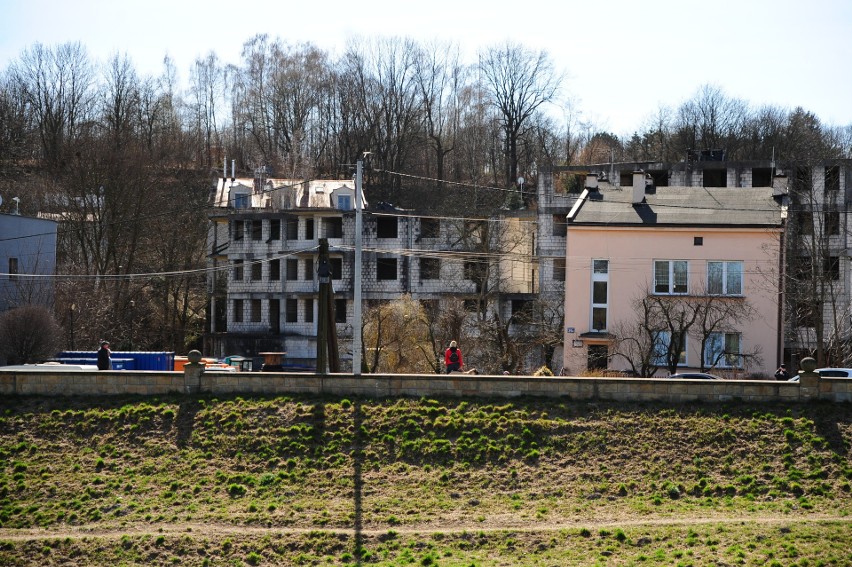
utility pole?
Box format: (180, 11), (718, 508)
(353, 159), (363, 375)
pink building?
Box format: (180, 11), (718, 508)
(562, 172), (786, 378)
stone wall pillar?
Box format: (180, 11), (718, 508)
(797, 357), (820, 400)
(183, 350), (204, 394)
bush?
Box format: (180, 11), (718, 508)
(532, 366), (554, 377)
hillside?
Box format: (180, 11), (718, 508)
(0, 394), (849, 566)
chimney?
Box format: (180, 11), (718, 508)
(231, 159), (236, 182)
(772, 171), (788, 194)
(632, 171), (645, 204)
(585, 173), (598, 191)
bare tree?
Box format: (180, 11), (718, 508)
(478, 42), (562, 189)
(0, 305), (63, 364)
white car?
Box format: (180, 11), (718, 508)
(788, 367), (852, 381)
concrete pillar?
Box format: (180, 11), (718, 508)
(796, 357), (820, 400)
(184, 349), (204, 394)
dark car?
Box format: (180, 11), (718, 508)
(668, 372), (720, 380)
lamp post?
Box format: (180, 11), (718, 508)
(129, 300), (135, 351)
(70, 303), (76, 350)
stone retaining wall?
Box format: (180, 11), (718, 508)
(1, 369), (850, 403)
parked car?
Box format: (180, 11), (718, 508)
(789, 367), (852, 382)
(668, 372), (720, 380)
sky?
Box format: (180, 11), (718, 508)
(1, 0), (851, 136)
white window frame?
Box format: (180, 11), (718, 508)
(654, 260), (689, 295)
(653, 331), (687, 366)
(590, 259), (609, 332)
(707, 261), (743, 296)
(704, 332), (742, 368)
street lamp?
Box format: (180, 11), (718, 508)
(70, 303), (76, 350)
(129, 300), (135, 351)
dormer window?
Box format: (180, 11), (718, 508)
(232, 190), (250, 209)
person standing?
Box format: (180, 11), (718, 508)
(774, 363), (790, 381)
(97, 340), (113, 370)
(444, 340), (463, 374)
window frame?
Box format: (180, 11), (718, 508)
(653, 330), (687, 366)
(707, 261), (743, 296)
(654, 260), (689, 295)
(704, 332), (742, 368)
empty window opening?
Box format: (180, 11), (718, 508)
(377, 258), (398, 280)
(330, 258), (343, 280)
(285, 218), (299, 240)
(334, 299), (347, 323)
(286, 259), (298, 280)
(323, 218), (343, 238)
(286, 298), (298, 323)
(420, 217), (440, 238)
(420, 258), (440, 280)
(377, 217), (398, 238)
(703, 169), (727, 187)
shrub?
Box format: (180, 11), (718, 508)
(533, 366), (554, 376)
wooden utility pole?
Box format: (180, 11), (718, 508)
(316, 238), (340, 373)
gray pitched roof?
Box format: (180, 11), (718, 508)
(568, 182), (783, 227)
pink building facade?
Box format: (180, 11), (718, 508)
(562, 173), (785, 378)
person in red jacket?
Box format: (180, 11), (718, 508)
(444, 340), (463, 373)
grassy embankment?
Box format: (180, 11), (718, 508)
(0, 394), (850, 566)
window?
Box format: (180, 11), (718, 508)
(233, 259), (244, 281)
(286, 298), (298, 323)
(233, 220), (244, 241)
(704, 332), (742, 368)
(338, 194), (352, 210)
(286, 218), (299, 240)
(251, 261), (262, 281)
(824, 256), (840, 281)
(251, 220), (262, 240)
(825, 166), (840, 192)
(694, 237), (703, 246)
(269, 219), (281, 241)
(377, 258), (398, 280)
(511, 299), (532, 318)
(304, 258), (314, 280)
(8, 257), (18, 280)
(707, 261), (742, 295)
(233, 299), (244, 323)
(797, 211), (814, 236)
(654, 260), (688, 294)
(334, 299), (346, 323)
(250, 299), (262, 322)
(420, 258), (440, 280)
(420, 217), (440, 238)
(304, 299), (314, 323)
(233, 192), (249, 209)
(330, 258), (342, 280)
(553, 258), (566, 281)
(825, 211), (840, 235)
(324, 217), (343, 238)
(377, 217), (398, 238)
(305, 219), (314, 240)
(653, 331), (687, 366)
(552, 214), (567, 237)
(591, 259), (608, 331)
(286, 259), (298, 280)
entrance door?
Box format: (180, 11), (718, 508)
(587, 345), (608, 371)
